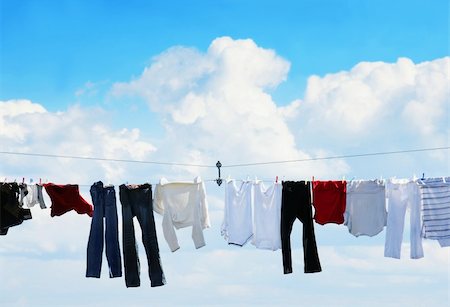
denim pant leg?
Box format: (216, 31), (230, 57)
(104, 187), (122, 278)
(135, 186), (165, 287)
(86, 182), (105, 278)
(120, 185), (141, 287)
(297, 182), (321, 273)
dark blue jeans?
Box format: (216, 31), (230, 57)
(86, 182), (122, 278)
(119, 184), (166, 288)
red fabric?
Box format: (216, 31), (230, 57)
(44, 183), (93, 217)
(312, 180), (346, 225)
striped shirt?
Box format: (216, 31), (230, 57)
(417, 177), (450, 247)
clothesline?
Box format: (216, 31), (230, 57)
(1, 176), (449, 288)
(0, 146), (448, 168)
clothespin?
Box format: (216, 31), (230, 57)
(421, 173), (425, 180)
(275, 176), (278, 183)
(39, 178), (42, 185)
(22, 177), (25, 184)
(312, 176), (315, 183)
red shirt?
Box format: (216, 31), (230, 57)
(44, 183), (93, 217)
(312, 180), (346, 225)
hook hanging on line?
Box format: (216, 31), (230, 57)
(216, 161), (223, 186)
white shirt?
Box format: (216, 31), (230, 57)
(252, 181), (282, 250)
(221, 180), (253, 246)
(345, 180), (387, 237)
(154, 177), (210, 252)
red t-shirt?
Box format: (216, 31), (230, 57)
(44, 183), (93, 217)
(312, 180), (346, 225)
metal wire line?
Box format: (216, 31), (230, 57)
(0, 151), (215, 168)
(0, 146), (448, 169)
(221, 146), (450, 168)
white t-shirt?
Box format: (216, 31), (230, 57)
(221, 180), (253, 246)
(345, 180), (387, 237)
(154, 177), (210, 252)
(252, 181), (282, 250)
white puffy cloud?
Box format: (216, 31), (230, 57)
(0, 99), (156, 183)
(112, 37), (349, 178)
(295, 57), (449, 145)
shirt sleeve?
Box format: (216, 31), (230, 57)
(221, 182), (229, 240)
(153, 184), (165, 215)
(199, 181), (210, 229)
(162, 208), (180, 252)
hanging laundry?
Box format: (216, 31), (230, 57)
(86, 182), (122, 279)
(384, 179), (423, 259)
(0, 182), (32, 235)
(44, 183), (93, 217)
(119, 183), (166, 288)
(344, 180), (386, 237)
(417, 177), (450, 247)
(26, 184), (47, 209)
(252, 180), (282, 251)
(154, 177), (210, 252)
(312, 180), (347, 225)
(281, 181), (321, 274)
(221, 180), (253, 246)
(18, 183), (46, 209)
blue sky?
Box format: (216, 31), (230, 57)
(1, 0), (448, 109)
(0, 0), (449, 306)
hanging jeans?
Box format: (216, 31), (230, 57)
(281, 181), (321, 274)
(86, 182), (122, 278)
(119, 184), (166, 287)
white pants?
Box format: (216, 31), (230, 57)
(384, 180), (423, 259)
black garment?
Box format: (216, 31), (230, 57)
(0, 183), (32, 235)
(119, 184), (166, 287)
(86, 182), (122, 278)
(281, 181), (321, 274)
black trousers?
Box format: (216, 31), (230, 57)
(119, 184), (166, 287)
(281, 181), (321, 274)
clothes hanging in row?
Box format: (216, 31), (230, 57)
(221, 179), (321, 274)
(221, 177), (449, 274)
(86, 182), (166, 288)
(18, 183), (47, 209)
(313, 177), (448, 258)
(85, 178), (208, 288)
